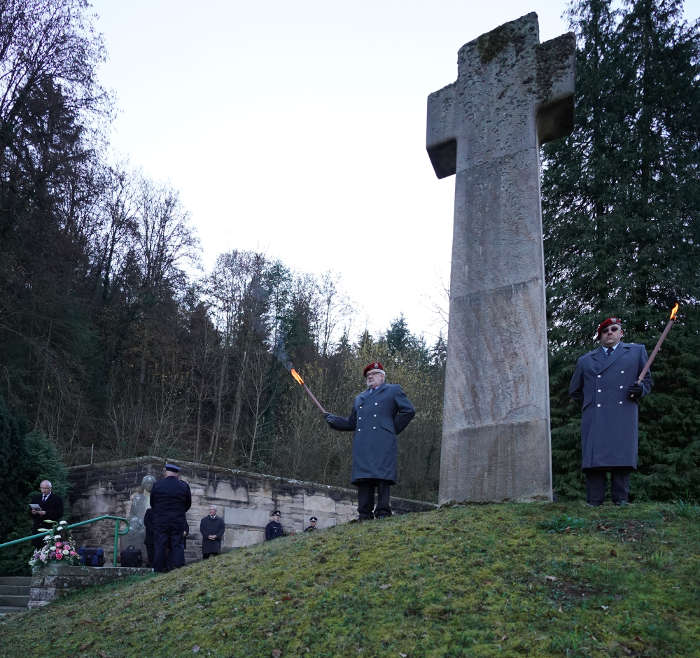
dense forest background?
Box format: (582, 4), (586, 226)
(1, 0), (698, 544)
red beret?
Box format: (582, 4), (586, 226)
(596, 317), (623, 338)
(363, 361), (385, 377)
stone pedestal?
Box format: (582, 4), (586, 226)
(29, 565), (150, 608)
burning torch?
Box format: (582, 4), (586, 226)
(288, 365), (327, 414)
(636, 303), (680, 384)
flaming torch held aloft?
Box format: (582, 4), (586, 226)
(289, 366), (327, 414)
(637, 303), (680, 384)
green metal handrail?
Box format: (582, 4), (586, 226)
(0, 515), (130, 566)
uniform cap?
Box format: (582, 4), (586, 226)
(309, 516), (318, 522)
(271, 510), (281, 516)
(164, 463), (180, 472)
(596, 317), (623, 338)
(363, 361), (385, 377)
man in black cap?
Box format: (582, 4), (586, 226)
(265, 510), (285, 540)
(325, 361), (415, 520)
(569, 317), (652, 506)
(304, 516), (318, 532)
(149, 463), (191, 572)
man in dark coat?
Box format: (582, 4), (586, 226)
(265, 510), (284, 540)
(325, 361), (415, 520)
(149, 463), (192, 572)
(569, 317), (652, 506)
(304, 516), (318, 532)
(200, 505), (225, 559)
(143, 508), (155, 567)
(29, 480), (64, 548)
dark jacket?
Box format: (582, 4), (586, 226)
(149, 476), (192, 531)
(143, 508), (154, 546)
(569, 342), (652, 469)
(200, 515), (225, 554)
(265, 520), (284, 541)
(30, 492), (64, 533)
(326, 382), (415, 484)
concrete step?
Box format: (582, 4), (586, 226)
(0, 593), (29, 607)
(0, 584), (29, 595)
(0, 576), (31, 613)
(0, 605), (28, 616)
(0, 576), (31, 586)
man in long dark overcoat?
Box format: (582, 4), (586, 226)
(199, 505), (225, 559)
(569, 317), (652, 505)
(325, 361), (415, 520)
(149, 463), (191, 572)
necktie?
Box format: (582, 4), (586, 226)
(605, 347), (612, 357)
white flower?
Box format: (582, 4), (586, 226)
(49, 545), (56, 551)
(62, 549), (69, 555)
(59, 521), (67, 525)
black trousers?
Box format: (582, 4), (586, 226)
(585, 468), (632, 505)
(356, 479), (392, 519)
(153, 526), (185, 572)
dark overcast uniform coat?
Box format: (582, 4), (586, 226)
(149, 475), (191, 572)
(569, 342), (652, 469)
(326, 383), (415, 484)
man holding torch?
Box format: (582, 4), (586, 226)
(569, 317), (653, 506)
(325, 362), (415, 520)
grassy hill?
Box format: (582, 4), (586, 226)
(1, 502), (698, 657)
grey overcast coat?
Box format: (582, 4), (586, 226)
(326, 383), (415, 484)
(569, 342), (652, 469)
(199, 515), (225, 555)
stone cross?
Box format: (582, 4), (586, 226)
(427, 13), (575, 502)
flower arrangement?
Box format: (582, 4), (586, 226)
(29, 520), (80, 569)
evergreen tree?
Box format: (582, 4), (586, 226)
(0, 395), (69, 574)
(543, 0), (699, 500)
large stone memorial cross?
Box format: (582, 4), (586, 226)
(427, 13), (575, 502)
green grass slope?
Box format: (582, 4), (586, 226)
(1, 502), (698, 657)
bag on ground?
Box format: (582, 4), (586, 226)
(120, 545), (143, 567)
(78, 546), (105, 566)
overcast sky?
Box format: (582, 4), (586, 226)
(89, 0), (698, 344)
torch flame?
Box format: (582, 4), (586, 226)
(670, 303), (679, 320)
(290, 368), (304, 386)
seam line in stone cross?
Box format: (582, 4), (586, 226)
(450, 277), (543, 306)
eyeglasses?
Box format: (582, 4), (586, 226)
(601, 326), (620, 334)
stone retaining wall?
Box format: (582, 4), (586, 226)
(67, 457), (435, 565)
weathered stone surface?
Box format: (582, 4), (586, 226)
(28, 565), (150, 607)
(68, 457), (435, 562)
(427, 13), (574, 502)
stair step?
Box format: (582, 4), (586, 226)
(0, 594), (30, 607)
(0, 605), (28, 615)
(0, 576), (32, 586)
(0, 584), (29, 595)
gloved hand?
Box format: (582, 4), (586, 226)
(324, 413), (333, 425)
(627, 383), (643, 401)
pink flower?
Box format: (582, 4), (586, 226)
(55, 552), (63, 560)
(56, 542), (63, 548)
(70, 551), (77, 556)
